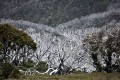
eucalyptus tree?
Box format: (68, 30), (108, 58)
(0, 24), (37, 65)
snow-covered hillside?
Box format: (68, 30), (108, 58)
(1, 6), (120, 72)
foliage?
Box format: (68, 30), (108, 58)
(9, 68), (21, 79)
(20, 59), (35, 70)
(35, 61), (48, 72)
(19, 60), (48, 72)
(0, 42), (3, 49)
(0, 63), (21, 79)
(83, 28), (120, 72)
(0, 63), (14, 79)
(0, 23), (36, 63)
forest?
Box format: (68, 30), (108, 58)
(0, 0), (120, 80)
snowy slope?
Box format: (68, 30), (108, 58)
(1, 6), (120, 72)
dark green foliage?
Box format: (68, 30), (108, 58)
(20, 59), (35, 70)
(0, 63), (14, 79)
(0, 63), (21, 79)
(19, 61), (48, 73)
(9, 68), (21, 79)
(0, 23), (37, 51)
(0, 42), (3, 49)
(35, 61), (48, 72)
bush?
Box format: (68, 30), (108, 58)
(0, 63), (14, 79)
(0, 62), (21, 79)
(35, 61), (48, 72)
(9, 68), (21, 79)
(20, 59), (35, 70)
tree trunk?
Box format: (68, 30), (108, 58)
(105, 53), (112, 73)
(92, 53), (102, 72)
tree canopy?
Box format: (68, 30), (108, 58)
(0, 24), (37, 63)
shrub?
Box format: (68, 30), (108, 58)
(0, 62), (14, 79)
(35, 61), (48, 72)
(21, 59), (35, 70)
(9, 68), (21, 79)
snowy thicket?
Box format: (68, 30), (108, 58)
(1, 6), (120, 72)
(0, 0), (111, 26)
(0, 19), (95, 72)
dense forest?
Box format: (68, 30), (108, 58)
(0, 0), (117, 26)
(0, 0), (120, 80)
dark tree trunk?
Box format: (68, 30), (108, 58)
(91, 53), (102, 72)
(104, 53), (112, 73)
(57, 59), (64, 75)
